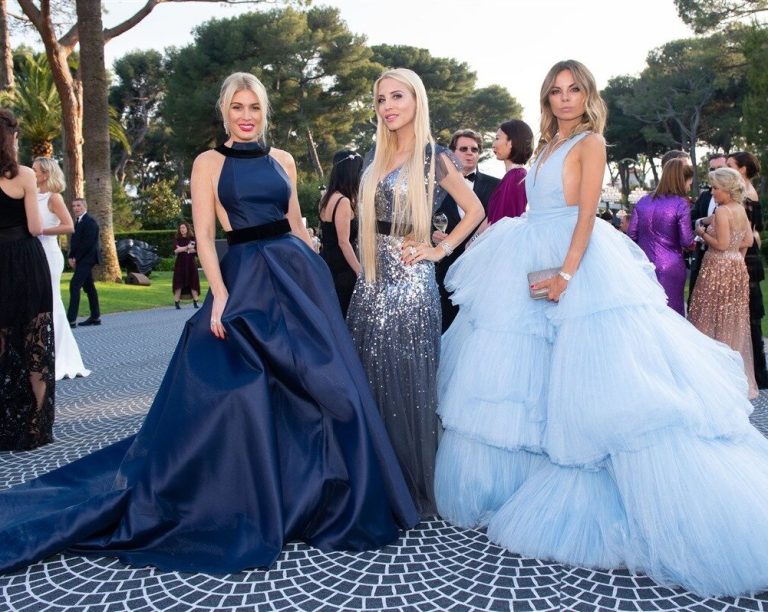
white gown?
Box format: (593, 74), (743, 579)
(37, 192), (91, 380)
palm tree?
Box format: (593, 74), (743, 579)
(2, 52), (61, 158)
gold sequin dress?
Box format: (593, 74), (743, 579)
(688, 210), (758, 399)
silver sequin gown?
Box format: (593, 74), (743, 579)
(347, 146), (458, 517)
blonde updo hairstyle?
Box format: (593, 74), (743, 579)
(709, 167), (747, 205)
(537, 59), (607, 153)
(33, 157), (66, 194)
(217, 72), (270, 141)
(359, 68), (436, 282)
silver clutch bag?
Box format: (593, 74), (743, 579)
(527, 267), (561, 300)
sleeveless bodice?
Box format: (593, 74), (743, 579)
(216, 142), (291, 230)
(705, 207), (746, 262)
(37, 192), (58, 229)
(525, 132), (590, 217)
(370, 144), (457, 225)
(0, 185), (27, 230)
(37, 192), (60, 249)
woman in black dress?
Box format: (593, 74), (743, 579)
(319, 151), (362, 317)
(172, 221), (201, 309)
(727, 151), (768, 388)
(0, 108), (55, 450)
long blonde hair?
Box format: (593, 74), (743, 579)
(217, 72), (270, 142)
(537, 60), (606, 153)
(359, 68), (435, 282)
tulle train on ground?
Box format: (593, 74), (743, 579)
(435, 208), (768, 597)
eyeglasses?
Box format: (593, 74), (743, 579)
(457, 146), (479, 153)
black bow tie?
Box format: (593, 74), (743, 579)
(465, 172), (476, 182)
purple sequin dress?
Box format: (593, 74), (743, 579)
(628, 194), (695, 315)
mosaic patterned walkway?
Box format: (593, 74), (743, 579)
(1, 307), (767, 611)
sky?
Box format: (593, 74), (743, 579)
(16, 0), (696, 176)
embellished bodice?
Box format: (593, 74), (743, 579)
(705, 208), (747, 262)
(525, 132), (590, 214)
(628, 194), (695, 255)
(215, 141), (291, 230)
(368, 144), (460, 225)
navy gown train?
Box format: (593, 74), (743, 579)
(0, 141), (418, 574)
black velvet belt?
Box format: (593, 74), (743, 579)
(376, 220), (413, 235)
(226, 219), (291, 245)
(0, 225), (31, 243)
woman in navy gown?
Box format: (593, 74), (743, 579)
(0, 72), (418, 574)
(435, 59), (768, 597)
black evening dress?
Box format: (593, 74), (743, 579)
(745, 197), (768, 388)
(0, 186), (54, 450)
(320, 194), (359, 317)
(0, 141), (418, 574)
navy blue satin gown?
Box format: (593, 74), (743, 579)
(0, 141), (418, 574)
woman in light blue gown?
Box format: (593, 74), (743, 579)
(434, 59), (768, 597)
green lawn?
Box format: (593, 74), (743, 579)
(60, 271), (209, 316)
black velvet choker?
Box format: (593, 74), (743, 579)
(214, 141), (271, 158)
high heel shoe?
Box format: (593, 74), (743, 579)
(193, 300), (199, 309)
(175, 301), (181, 310)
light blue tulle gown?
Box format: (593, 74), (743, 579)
(435, 132), (768, 597)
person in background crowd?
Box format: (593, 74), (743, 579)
(467, 120), (535, 246)
(627, 157), (695, 316)
(688, 167), (757, 398)
(33, 157), (90, 379)
(172, 221), (201, 309)
(67, 198), (101, 327)
(432, 128), (499, 331)
(346, 68), (484, 516)
(0, 108), (54, 450)
(727, 151), (768, 390)
(319, 150), (363, 317)
(660, 149), (690, 168)
(688, 153), (727, 308)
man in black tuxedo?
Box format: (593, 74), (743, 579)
(687, 153), (726, 310)
(67, 198), (101, 327)
(433, 129), (500, 331)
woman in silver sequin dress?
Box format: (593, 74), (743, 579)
(346, 68), (484, 516)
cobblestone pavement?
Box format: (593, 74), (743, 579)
(1, 307), (767, 611)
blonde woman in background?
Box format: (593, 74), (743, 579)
(33, 157), (91, 380)
(346, 68), (484, 517)
(688, 167), (757, 398)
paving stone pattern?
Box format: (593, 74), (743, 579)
(1, 307), (767, 611)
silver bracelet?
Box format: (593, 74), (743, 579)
(440, 241), (454, 257)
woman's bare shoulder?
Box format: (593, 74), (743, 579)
(269, 147), (295, 166)
(193, 148), (223, 169)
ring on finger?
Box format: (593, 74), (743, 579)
(409, 246), (417, 256)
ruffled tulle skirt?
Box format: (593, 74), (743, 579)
(435, 208), (768, 597)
